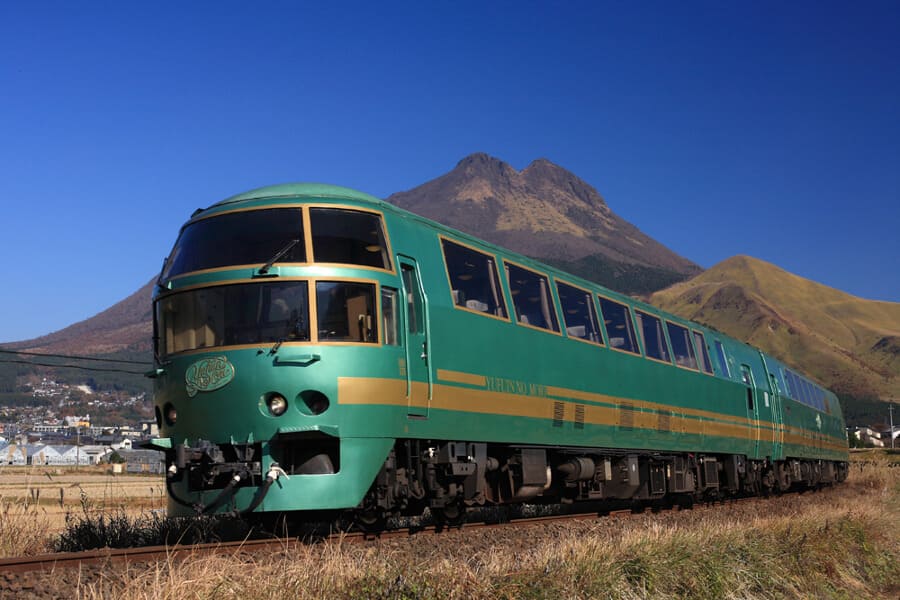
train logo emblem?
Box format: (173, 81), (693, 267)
(185, 356), (235, 397)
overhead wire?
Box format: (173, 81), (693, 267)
(0, 358), (148, 376)
(0, 348), (150, 375)
(0, 348), (149, 365)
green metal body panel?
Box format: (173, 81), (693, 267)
(152, 183), (848, 517)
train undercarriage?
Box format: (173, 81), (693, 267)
(162, 436), (849, 531)
(350, 439), (850, 529)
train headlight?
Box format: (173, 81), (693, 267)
(266, 393), (288, 416)
(298, 390), (330, 415)
(163, 403), (177, 425)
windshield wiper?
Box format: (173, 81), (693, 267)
(270, 316), (308, 355)
(155, 256), (170, 290)
(257, 239), (300, 275)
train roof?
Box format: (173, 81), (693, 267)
(173, 182), (841, 403)
(212, 183), (384, 209)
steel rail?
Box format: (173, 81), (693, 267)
(0, 490), (813, 575)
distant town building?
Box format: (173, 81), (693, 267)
(0, 441), (116, 465)
(116, 449), (165, 474)
(850, 426), (886, 447)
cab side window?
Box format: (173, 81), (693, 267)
(382, 288), (399, 346)
(316, 281), (377, 342)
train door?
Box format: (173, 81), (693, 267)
(399, 256), (431, 418)
(740, 365), (761, 458)
(760, 354), (785, 460)
(768, 375), (784, 459)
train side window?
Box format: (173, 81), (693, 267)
(504, 262), (559, 332)
(598, 297), (639, 354)
(315, 281), (378, 343)
(799, 377), (812, 407)
(401, 265), (422, 334)
(556, 281), (603, 344)
(666, 321), (698, 370)
(310, 208), (390, 270)
(788, 371), (803, 402)
(382, 288), (400, 346)
(740, 365), (754, 410)
(692, 331), (714, 374)
(441, 239), (507, 319)
(714, 340), (731, 378)
(774, 369), (788, 398)
(806, 382), (816, 409)
(635, 310), (671, 363)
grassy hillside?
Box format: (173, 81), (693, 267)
(650, 255), (900, 404)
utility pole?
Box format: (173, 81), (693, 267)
(890, 403), (895, 450)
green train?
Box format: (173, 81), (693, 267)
(146, 183), (848, 524)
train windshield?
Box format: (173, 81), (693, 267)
(155, 281), (309, 357)
(309, 208), (390, 269)
(162, 208), (306, 279)
(315, 281), (378, 343)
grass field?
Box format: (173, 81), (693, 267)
(0, 465), (165, 556)
(2, 452), (897, 599)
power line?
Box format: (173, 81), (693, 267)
(0, 358), (147, 376)
(0, 348), (150, 365)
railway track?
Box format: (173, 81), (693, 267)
(0, 491), (809, 575)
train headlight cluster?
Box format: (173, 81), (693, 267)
(266, 393), (289, 416)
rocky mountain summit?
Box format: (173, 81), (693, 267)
(387, 153), (700, 291)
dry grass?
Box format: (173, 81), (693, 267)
(1, 457), (896, 599)
(60, 456), (898, 600)
(0, 465), (165, 557)
(0, 501), (54, 557)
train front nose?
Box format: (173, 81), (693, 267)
(146, 349), (392, 517)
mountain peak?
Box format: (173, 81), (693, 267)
(454, 152), (516, 178)
(387, 154), (699, 277)
(522, 157), (563, 174)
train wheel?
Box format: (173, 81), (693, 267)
(776, 463), (791, 492)
(433, 501), (466, 530)
(354, 508), (387, 534)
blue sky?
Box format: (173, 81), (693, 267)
(1, 2), (898, 343)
